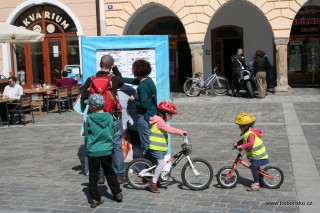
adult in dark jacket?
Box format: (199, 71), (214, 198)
(231, 48), (246, 97)
(81, 55), (126, 184)
(253, 50), (267, 99)
(123, 59), (157, 164)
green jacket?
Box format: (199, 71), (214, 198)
(84, 112), (114, 157)
(123, 76), (157, 121)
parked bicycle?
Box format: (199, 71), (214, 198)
(183, 66), (229, 97)
(216, 147), (284, 189)
(125, 135), (214, 191)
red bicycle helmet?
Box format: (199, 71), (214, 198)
(157, 101), (177, 114)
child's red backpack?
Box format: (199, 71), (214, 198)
(89, 75), (122, 113)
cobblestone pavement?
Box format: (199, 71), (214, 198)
(0, 88), (319, 213)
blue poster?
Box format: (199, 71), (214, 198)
(80, 35), (170, 160)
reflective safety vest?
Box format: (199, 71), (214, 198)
(243, 130), (269, 160)
(149, 123), (168, 151)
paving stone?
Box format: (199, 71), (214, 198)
(0, 88), (319, 213)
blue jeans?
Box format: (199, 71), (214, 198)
(99, 119), (125, 176)
(83, 139), (89, 175)
(151, 150), (166, 160)
(137, 115), (156, 164)
(112, 119), (125, 176)
(250, 158), (269, 183)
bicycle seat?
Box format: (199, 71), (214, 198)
(195, 72), (202, 77)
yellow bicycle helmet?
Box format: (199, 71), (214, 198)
(234, 112), (256, 125)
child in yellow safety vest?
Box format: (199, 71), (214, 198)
(148, 101), (187, 193)
(233, 112), (269, 191)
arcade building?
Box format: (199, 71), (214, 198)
(0, 0), (319, 91)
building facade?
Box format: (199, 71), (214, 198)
(0, 0), (319, 90)
(0, 0), (97, 88)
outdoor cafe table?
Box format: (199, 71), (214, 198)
(24, 86), (57, 115)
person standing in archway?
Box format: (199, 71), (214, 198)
(231, 48), (246, 97)
(253, 50), (268, 99)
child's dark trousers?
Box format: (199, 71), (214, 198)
(88, 155), (121, 201)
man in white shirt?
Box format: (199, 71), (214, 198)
(2, 76), (23, 99)
(0, 76), (24, 124)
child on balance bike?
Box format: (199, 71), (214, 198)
(233, 112), (269, 191)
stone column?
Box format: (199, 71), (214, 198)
(274, 38), (293, 94)
(189, 43), (204, 77)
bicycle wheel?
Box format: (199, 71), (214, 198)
(183, 78), (201, 97)
(181, 158), (213, 190)
(260, 166), (284, 189)
(210, 77), (229, 96)
(216, 166), (239, 188)
(125, 158), (154, 190)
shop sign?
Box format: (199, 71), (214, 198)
(289, 37), (305, 45)
(168, 33), (186, 39)
(291, 7), (320, 35)
(21, 11), (70, 30)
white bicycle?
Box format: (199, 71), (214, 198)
(125, 135), (214, 191)
(183, 66), (229, 97)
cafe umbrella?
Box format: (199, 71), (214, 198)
(0, 22), (44, 89)
(0, 22), (44, 43)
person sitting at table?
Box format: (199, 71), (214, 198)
(2, 76), (23, 100)
(0, 76), (23, 123)
(54, 71), (78, 109)
(56, 71), (78, 95)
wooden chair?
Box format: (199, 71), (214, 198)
(68, 84), (80, 107)
(6, 94), (35, 126)
(46, 86), (70, 114)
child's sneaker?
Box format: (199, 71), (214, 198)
(148, 180), (160, 193)
(246, 183), (260, 191)
(90, 199), (104, 208)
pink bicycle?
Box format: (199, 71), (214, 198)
(217, 147), (284, 189)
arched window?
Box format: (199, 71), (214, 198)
(14, 5), (77, 34)
(11, 5), (79, 87)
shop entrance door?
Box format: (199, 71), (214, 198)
(212, 38), (242, 83)
(211, 27), (243, 82)
(43, 38), (66, 84)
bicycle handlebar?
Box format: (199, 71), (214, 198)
(212, 66), (218, 74)
(183, 135), (188, 144)
(232, 143), (242, 150)
(232, 146), (243, 152)
(195, 72), (202, 77)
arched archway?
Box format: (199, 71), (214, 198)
(140, 17), (192, 87)
(204, 0), (273, 80)
(124, 5), (191, 89)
